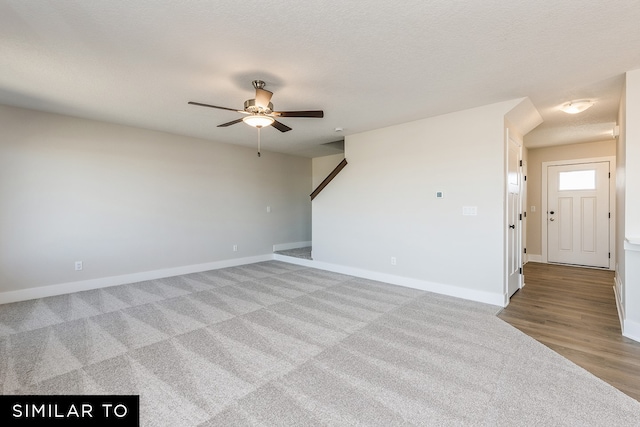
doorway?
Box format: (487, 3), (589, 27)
(542, 157), (616, 269)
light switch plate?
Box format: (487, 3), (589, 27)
(462, 206), (478, 216)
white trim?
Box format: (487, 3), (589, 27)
(613, 282), (625, 333)
(504, 127), (524, 300)
(274, 255), (505, 307)
(0, 254), (272, 305)
(623, 319), (640, 343)
(273, 254), (316, 267)
(614, 273), (624, 317)
(624, 238), (640, 251)
(522, 159), (528, 269)
(621, 241), (640, 343)
(614, 269), (639, 344)
(541, 156), (616, 269)
(2, 252), (512, 309)
(527, 254), (543, 263)
(504, 126), (510, 300)
(502, 293), (510, 307)
(272, 241), (312, 252)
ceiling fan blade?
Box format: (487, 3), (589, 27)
(255, 88), (273, 109)
(271, 120), (292, 132)
(217, 118), (244, 127)
(188, 101), (242, 113)
(273, 110), (324, 118)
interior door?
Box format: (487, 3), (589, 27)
(507, 133), (521, 298)
(522, 160), (528, 263)
(547, 162), (610, 268)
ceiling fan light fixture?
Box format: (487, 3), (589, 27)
(560, 99), (594, 114)
(242, 115), (275, 128)
(189, 80), (323, 133)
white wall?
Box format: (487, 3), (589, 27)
(0, 105), (311, 298)
(625, 70), (640, 238)
(616, 77), (627, 311)
(621, 69), (640, 341)
(312, 153), (345, 190)
(312, 99), (521, 305)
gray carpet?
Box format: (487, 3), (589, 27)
(1, 261), (639, 426)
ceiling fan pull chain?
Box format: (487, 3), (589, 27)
(257, 126), (261, 157)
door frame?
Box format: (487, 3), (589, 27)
(522, 159), (528, 264)
(541, 156), (616, 269)
(504, 127), (524, 305)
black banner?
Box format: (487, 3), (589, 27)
(0, 395), (139, 426)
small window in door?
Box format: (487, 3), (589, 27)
(558, 170), (596, 191)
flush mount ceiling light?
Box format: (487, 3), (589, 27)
(242, 115), (275, 128)
(560, 99), (595, 114)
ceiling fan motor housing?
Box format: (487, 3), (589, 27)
(188, 79), (322, 133)
(244, 99), (273, 115)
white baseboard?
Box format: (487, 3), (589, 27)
(272, 241), (312, 252)
(613, 274), (640, 343)
(613, 275), (625, 332)
(623, 319), (640, 343)
(273, 254), (316, 267)
(2, 252), (504, 309)
(527, 254), (543, 263)
(0, 254), (272, 305)
(274, 255), (504, 307)
(614, 285), (625, 334)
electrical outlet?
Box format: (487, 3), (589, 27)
(233, 245), (238, 252)
(75, 261), (83, 271)
(390, 257), (397, 266)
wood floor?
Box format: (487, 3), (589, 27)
(498, 262), (640, 402)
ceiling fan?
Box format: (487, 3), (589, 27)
(188, 80), (324, 132)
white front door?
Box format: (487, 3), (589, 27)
(547, 162), (610, 268)
(507, 133), (521, 298)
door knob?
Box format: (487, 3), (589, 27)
(550, 218), (555, 221)
(509, 224), (515, 229)
(549, 211), (555, 215)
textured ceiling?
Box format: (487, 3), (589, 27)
(1, 1), (639, 156)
